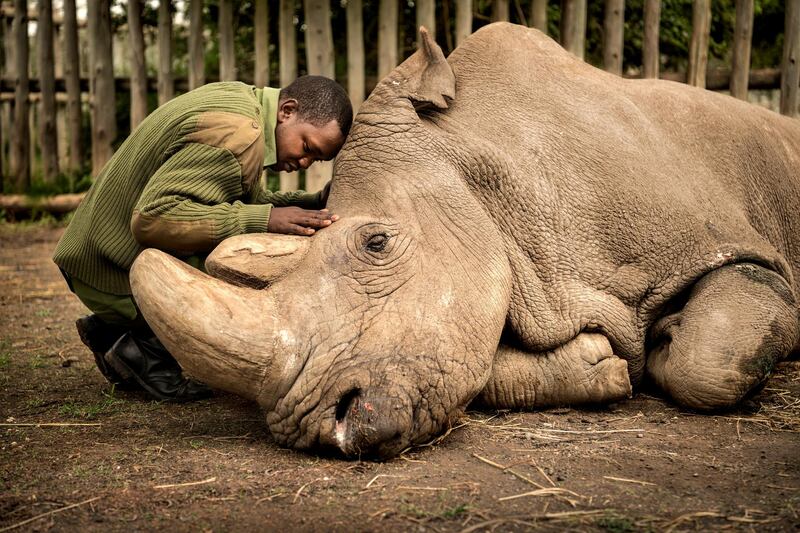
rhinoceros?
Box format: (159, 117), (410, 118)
(130, 22), (800, 459)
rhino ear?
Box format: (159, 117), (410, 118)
(387, 26), (456, 110)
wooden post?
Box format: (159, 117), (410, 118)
(687, 0), (711, 88)
(347, 0), (365, 112)
(417, 0), (435, 45)
(780, 0), (800, 116)
(378, 0), (399, 79)
(88, 0), (116, 175)
(37, 0), (58, 182)
(303, 0), (335, 192)
(128, 0), (147, 129)
(12, 0), (30, 191)
(62, 0), (82, 173)
(729, 0), (754, 101)
(279, 0), (297, 192)
(603, 0), (624, 75)
(530, 0), (547, 33)
(560, 0), (586, 60)
(188, 0), (205, 89)
(219, 0), (236, 81)
(254, 0), (269, 87)
(455, 0), (472, 46)
(642, 0), (660, 78)
(493, 0), (510, 22)
(158, 0), (174, 104)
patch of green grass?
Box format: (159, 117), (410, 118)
(0, 353), (9, 369)
(58, 389), (123, 419)
(34, 309), (52, 318)
(0, 339), (11, 369)
(25, 397), (49, 409)
(29, 355), (48, 369)
(597, 513), (638, 533)
(442, 503), (469, 519)
(189, 439), (204, 449)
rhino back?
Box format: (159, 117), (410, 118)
(440, 23), (800, 376)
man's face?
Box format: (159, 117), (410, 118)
(272, 99), (345, 173)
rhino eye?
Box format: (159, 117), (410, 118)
(365, 233), (388, 252)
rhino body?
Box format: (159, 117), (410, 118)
(131, 23), (800, 458)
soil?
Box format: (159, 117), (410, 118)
(1, 223), (799, 532)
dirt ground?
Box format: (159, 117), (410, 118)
(1, 223), (799, 532)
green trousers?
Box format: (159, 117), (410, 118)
(61, 255), (205, 329)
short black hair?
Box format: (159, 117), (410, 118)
(279, 76), (353, 140)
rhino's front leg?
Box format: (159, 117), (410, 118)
(478, 333), (632, 409)
(647, 263), (799, 410)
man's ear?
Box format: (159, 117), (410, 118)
(277, 98), (298, 123)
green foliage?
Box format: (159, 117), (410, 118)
(58, 388), (123, 419)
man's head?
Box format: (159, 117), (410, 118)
(272, 76), (353, 173)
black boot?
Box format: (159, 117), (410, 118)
(104, 333), (213, 403)
(75, 315), (138, 390)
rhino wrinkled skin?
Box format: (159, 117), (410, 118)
(130, 23), (800, 459)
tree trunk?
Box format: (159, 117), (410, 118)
(603, 0), (624, 75)
(219, 0), (236, 81)
(687, 0), (711, 88)
(279, 0), (298, 192)
(642, 0), (660, 78)
(62, 0), (82, 173)
(303, 0), (335, 193)
(158, 0), (174, 104)
(12, 0), (30, 192)
(128, 0), (147, 129)
(88, 0), (116, 175)
(378, 0), (399, 79)
(255, 0), (269, 87)
(417, 0), (435, 44)
(188, 0), (205, 89)
(347, 0), (365, 112)
(0, 192), (85, 217)
(455, 0), (472, 46)
(492, 0), (509, 22)
(37, 0), (58, 182)
(560, 0), (586, 60)
(780, 0), (800, 117)
(530, 0), (547, 32)
(729, 0), (753, 101)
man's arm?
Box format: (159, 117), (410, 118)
(250, 180), (331, 210)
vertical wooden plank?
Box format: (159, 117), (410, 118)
(12, 0), (30, 191)
(189, 0), (205, 89)
(417, 0), (435, 45)
(603, 0), (624, 75)
(88, 0), (116, 175)
(378, 0), (398, 79)
(158, 0), (174, 104)
(455, 0), (472, 46)
(303, 0), (335, 192)
(687, 0), (711, 88)
(730, 0), (754, 101)
(279, 0), (298, 192)
(37, 0), (58, 182)
(129, 0), (148, 129)
(530, 0), (547, 32)
(347, 0), (365, 112)
(254, 0), (269, 87)
(780, 0), (800, 116)
(560, 0), (587, 60)
(63, 0), (82, 173)
(642, 0), (660, 78)
(219, 0), (236, 80)
(493, 0), (510, 22)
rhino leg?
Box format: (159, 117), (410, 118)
(647, 263), (799, 411)
(479, 333), (632, 409)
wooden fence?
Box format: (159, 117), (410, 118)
(0, 0), (798, 202)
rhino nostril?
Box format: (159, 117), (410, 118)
(335, 388), (361, 423)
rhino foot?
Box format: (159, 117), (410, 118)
(479, 333), (632, 409)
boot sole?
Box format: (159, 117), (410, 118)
(104, 350), (210, 403)
(76, 318), (138, 391)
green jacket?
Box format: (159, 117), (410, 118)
(54, 82), (322, 295)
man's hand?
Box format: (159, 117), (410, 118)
(268, 207), (339, 236)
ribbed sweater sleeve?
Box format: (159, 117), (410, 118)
(251, 185), (324, 209)
(131, 142), (272, 254)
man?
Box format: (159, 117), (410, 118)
(53, 76), (353, 402)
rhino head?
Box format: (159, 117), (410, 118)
(130, 28), (512, 458)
